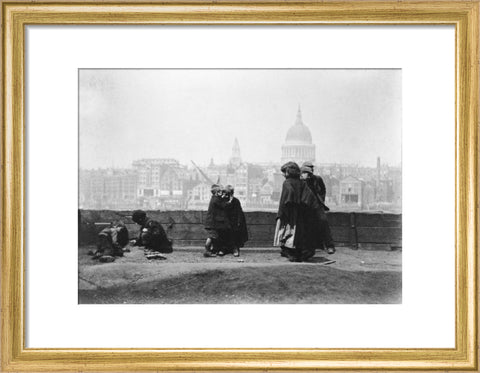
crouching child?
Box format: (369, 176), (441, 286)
(91, 221), (129, 263)
(131, 210), (173, 260)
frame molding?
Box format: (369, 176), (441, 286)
(2, 1), (478, 371)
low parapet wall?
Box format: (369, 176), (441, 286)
(79, 210), (402, 250)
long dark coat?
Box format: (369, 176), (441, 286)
(275, 177), (308, 249)
(304, 175), (334, 248)
(205, 195), (231, 230)
(307, 174), (329, 210)
(227, 197), (249, 247)
(301, 180), (324, 249)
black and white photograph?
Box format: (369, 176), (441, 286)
(78, 69), (402, 304)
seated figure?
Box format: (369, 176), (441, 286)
(131, 210), (173, 259)
(92, 222), (129, 263)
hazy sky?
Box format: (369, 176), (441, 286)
(79, 69), (401, 169)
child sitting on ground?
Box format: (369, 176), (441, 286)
(91, 221), (129, 263)
(131, 210), (173, 260)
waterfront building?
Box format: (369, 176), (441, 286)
(339, 175), (364, 210)
(79, 168), (137, 210)
(132, 158), (186, 209)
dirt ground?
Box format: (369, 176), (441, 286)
(78, 245), (401, 304)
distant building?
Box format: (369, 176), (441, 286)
(328, 176), (340, 205)
(186, 182), (212, 210)
(201, 139), (249, 205)
(281, 106), (316, 165)
(229, 138), (242, 168)
(225, 139), (248, 203)
(339, 175), (364, 209)
(259, 181), (275, 204)
(132, 158), (186, 209)
(79, 106), (401, 214)
(79, 168), (137, 210)
(246, 164), (265, 202)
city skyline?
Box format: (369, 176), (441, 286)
(79, 69), (402, 169)
(79, 139), (402, 214)
(78, 148), (398, 171)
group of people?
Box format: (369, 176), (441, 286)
(89, 161), (334, 263)
(90, 185), (249, 262)
(274, 161), (335, 262)
(203, 184), (249, 257)
(89, 209), (173, 262)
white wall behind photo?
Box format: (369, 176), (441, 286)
(26, 25), (455, 348)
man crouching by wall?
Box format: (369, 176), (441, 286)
(131, 210), (173, 260)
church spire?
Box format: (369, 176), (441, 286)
(229, 137), (242, 167)
(233, 137), (240, 154)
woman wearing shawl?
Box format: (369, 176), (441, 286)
(224, 185), (248, 257)
(273, 162), (308, 262)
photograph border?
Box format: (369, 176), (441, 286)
(2, 1), (478, 371)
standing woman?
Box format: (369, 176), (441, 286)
(273, 162), (307, 262)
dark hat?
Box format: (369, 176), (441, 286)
(300, 166), (313, 174)
(132, 210), (147, 224)
(302, 161), (314, 169)
(211, 184), (221, 193)
(280, 161), (298, 173)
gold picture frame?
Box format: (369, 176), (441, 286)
(1, 1), (478, 371)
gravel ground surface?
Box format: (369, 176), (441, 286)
(79, 245), (401, 304)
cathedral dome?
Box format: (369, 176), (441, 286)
(285, 107), (313, 144)
(281, 106), (316, 165)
